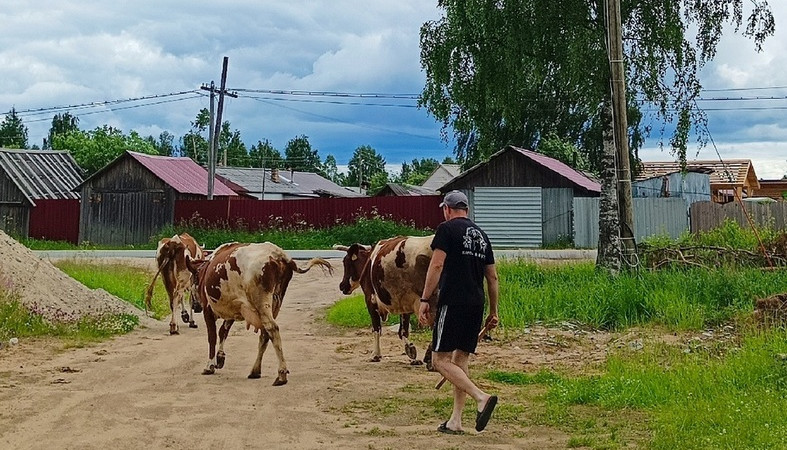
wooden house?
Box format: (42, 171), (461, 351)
(0, 149), (82, 238)
(637, 160), (760, 203)
(438, 146), (600, 248)
(76, 151), (236, 246)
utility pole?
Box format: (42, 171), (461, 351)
(606, 0), (636, 260)
(200, 56), (237, 199)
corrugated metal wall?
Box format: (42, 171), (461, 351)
(573, 197), (689, 248)
(633, 172), (711, 205)
(175, 195), (444, 231)
(473, 187), (542, 248)
(29, 199), (80, 243)
(542, 188), (574, 245)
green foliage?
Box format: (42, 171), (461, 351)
(325, 295), (408, 328)
(544, 328), (787, 449)
(346, 145), (386, 189)
(249, 139), (283, 169)
(419, 1), (774, 170)
(325, 259), (787, 331)
(396, 158), (440, 185)
(54, 261), (170, 319)
(284, 135), (322, 173)
(0, 275), (138, 342)
(0, 107), (29, 149)
(46, 112), (79, 149)
(498, 260), (786, 330)
(51, 125), (158, 176)
(156, 213), (431, 251)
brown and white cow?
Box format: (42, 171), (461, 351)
(188, 242), (332, 384)
(144, 233), (205, 334)
(335, 235), (437, 366)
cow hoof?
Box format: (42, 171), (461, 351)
(216, 352), (225, 369)
(189, 321), (198, 329)
(202, 366), (216, 375)
(192, 301), (202, 313)
(272, 378), (288, 386)
(426, 361), (436, 372)
(405, 343), (417, 360)
(410, 359), (424, 366)
(181, 311), (190, 323)
(370, 355), (382, 362)
(248, 373), (261, 379)
(169, 329), (179, 335)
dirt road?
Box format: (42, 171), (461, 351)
(0, 259), (571, 450)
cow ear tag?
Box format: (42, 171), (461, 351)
(351, 254), (357, 261)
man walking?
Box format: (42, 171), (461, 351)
(419, 190), (500, 434)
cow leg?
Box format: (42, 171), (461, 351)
(249, 330), (271, 380)
(424, 343), (435, 372)
(168, 292), (180, 335)
(253, 312), (288, 386)
(186, 291), (198, 329)
(216, 319), (234, 369)
(202, 306), (218, 375)
(365, 295), (383, 362)
(399, 314), (421, 365)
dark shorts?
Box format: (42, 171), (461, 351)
(431, 304), (484, 354)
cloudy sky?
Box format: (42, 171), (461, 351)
(1, 1), (786, 179)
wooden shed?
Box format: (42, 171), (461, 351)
(757, 179), (787, 201)
(0, 149), (82, 238)
(438, 146), (601, 248)
(637, 160), (760, 203)
(77, 151), (236, 246)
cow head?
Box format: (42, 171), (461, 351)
(334, 243), (371, 295)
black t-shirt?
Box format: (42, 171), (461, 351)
(431, 217), (495, 307)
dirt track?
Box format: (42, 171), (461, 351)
(0, 258), (577, 450)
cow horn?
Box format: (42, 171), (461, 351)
(332, 244), (350, 251)
(361, 245), (372, 251)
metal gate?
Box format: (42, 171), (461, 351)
(472, 187), (542, 248)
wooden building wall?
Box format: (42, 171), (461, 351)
(79, 156), (176, 246)
(0, 169), (30, 238)
(443, 151), (597, 196)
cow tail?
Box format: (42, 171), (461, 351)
(143, 256), (170, 313)
(293, 258), (333, 275)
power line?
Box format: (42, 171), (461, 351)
(10, 90), (201, 118)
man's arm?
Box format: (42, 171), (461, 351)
(418, 248), (446, 326)
(484, 263), (499, 329)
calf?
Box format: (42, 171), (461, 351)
(144, 233), (205, 334)
(335, 235), (437, 366)
(188, 242), (332, 384)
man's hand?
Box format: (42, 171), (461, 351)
(484, 313), (499, 330)
(418, 301), (431, 326)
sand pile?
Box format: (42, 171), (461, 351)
(0, 230), (150, 322)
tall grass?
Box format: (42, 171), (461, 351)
(0, 272), (138, 342)
(156, 214), (432, 250)
(498, 260), (787, 330)
(540, 327), (787, 449)
(53, 261), (171, 319)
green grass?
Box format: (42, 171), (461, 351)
(499, 260), (787, 330)
(325, 294), (410, 328)
(53, 261), (171, 320)
(327, 260), (787, 331)
(548, 327), (787, 449)
(482, 327), (787, 449)
(0, 284), (138, 343)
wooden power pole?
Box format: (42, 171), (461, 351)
(606, 0), (636, 260)
(200, 56), (237, 199)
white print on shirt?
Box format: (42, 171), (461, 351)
(461, 227), (487, 259)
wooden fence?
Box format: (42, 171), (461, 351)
(690, 201), (787, 233)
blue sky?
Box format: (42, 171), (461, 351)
(1, 1), (786, 179)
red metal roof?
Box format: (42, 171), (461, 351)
(512, 147), (601, 193)
(128, 152), (237, 196)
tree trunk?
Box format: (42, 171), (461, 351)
(596, 104), (622, 275)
